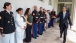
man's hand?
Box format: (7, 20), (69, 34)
(33, 13), (35, 16)
(38, 14), (40, 15)
(0, 27), (3, 29)
(29, 23), (32, 25)
(52, 16), (56, 18)
(70, 26), (72, 29)
(40, 22), (42, 23)
(1, 34), (5, 37)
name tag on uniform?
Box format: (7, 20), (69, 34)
(40, 17), (43, 18)
(8, 21), (10, 23)
(36, 17), (38, 18)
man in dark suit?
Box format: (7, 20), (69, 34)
(56, 7), (72, 43)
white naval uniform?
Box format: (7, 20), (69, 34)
(15, 14), (26, 43)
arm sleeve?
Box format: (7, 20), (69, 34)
(56, 12), (61, 18)
(68, 13), (72, 26)
(0, 12), (4, 34)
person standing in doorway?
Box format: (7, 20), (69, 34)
(0, 2), (16, 43)
(15, 8), (26, 43)
(57, 6), (72, 43)
(24, 8), (33, 43)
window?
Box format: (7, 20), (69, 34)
(58, 0), (72, 2)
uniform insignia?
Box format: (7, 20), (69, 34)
(11, 22), (13, 23)
(6, 12), (8, 13)
(0, 16), (2, 20)
(8, 21), (10, 23)
(11, 20), (12, 21)
(12, 24), (13, 25)
(12, 14), (14, 17)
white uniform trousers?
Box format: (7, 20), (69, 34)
(16, 30), (25, 43)
(3, 32), (15, 43)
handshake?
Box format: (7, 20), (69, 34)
(0, 27), (3, 29)
(52, 16), (56, 18)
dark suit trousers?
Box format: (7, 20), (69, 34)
(60, 23), (67, 42)
(25, 25), (32, 42)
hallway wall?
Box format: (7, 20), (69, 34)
(0, 0), (53, 15)
(0, 0), (53, 43)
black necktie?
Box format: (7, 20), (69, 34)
(21, 16), (25, 22)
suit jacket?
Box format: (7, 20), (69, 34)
(57, 11), (72, 28)
(15, 13), (26, 32)
(0, 10), (16, 34)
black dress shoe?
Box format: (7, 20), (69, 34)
(52, 26), (54, 27)
(63, 42), (65, 43)
(37, 35), (39, 37)
(60, 34), (62, 38)
(39, 34), (42, 35)
(33, 37), (37, 39)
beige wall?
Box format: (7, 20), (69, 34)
(51, 0), (58, 14)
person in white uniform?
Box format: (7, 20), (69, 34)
(15, 8), (26, 43)
(0, 2), (16, 43)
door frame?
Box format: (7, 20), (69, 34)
(57, 0), (74, 23)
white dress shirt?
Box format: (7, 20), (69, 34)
(63, 11), (66, 19)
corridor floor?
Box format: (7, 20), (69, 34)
(29, 23), (73, 43)
(0, 24), (73, 43)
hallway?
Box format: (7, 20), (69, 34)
(28, 23), (73, 43)
(0, 23), (74, 43)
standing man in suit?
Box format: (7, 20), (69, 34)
(0, 2), (16, 43)
(56, 6), (72, 43)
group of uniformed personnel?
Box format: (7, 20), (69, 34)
(32, 6), (47, 39)
(0, 2), (48, 43)
(0, 2), (72, 43)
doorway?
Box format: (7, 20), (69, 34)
(57, 3), (72, 15)
(57, 0), (73, 22)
